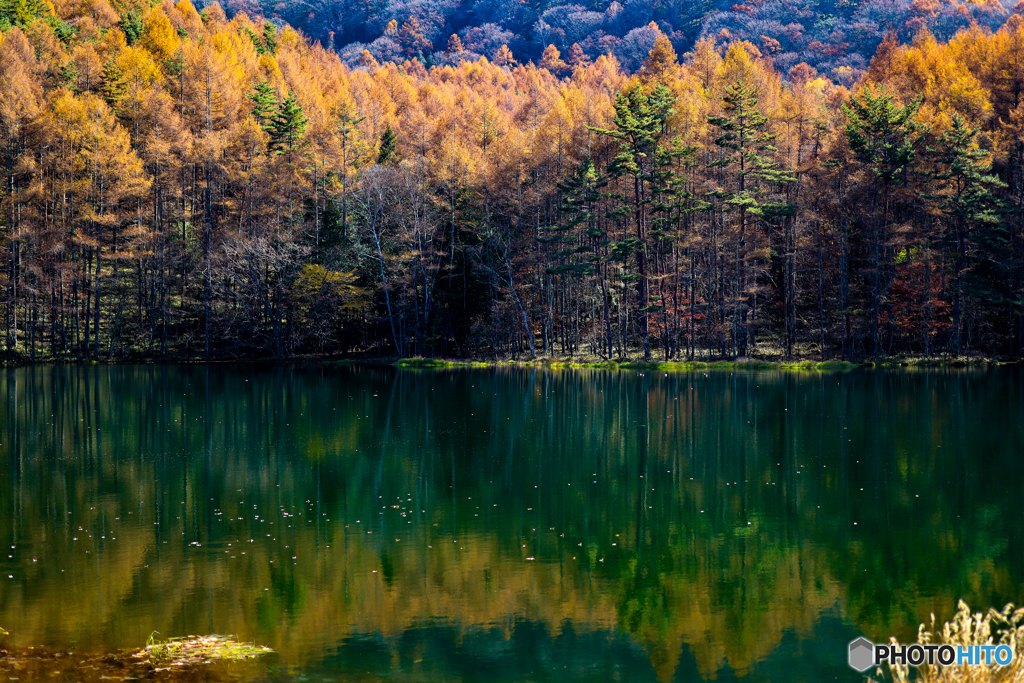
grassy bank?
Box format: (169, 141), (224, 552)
(383, 356), (1007, 371)
(2, 353), (1012, 369)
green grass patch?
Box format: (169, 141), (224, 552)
(739, 360), (778, 369)
(866, 356), (995, 368)
(394, 357), (455, 368)
(814, 360), (859, 370)
(386, 356), (993, 372)
(140, 634), (273, 668)
(394, 357), (491, 368)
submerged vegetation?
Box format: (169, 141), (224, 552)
(140, 634), (274, 668)
(0, 635), (273, 682)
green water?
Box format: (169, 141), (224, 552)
(1, 365), (1023, 682)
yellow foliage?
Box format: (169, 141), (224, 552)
(876, 23), (995, 126)
(75, 0), (119, 27)
(722, 41), (758, 85)
(279, 25), (303, 52)
(202, 2), (226, 24)
(668, 71), (711, 141)
(141, 9), (180, 62)
(173, 0), (201, 33)
(259, 52), (283, 81)
(24, 17), (66, 69)
(116, 44), (162, 91)
(70, 42), (102, 88)
(805, 76), (832, 94)
(639, 33), (678, 85)
(95, 22), (127, 60)
(45, 89), (150, 202)
(293, 265), (369, 310)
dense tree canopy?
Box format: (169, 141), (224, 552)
(235, 0), (1022, 85)
(2, 0), (1024, 361)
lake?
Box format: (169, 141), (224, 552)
(1, 364), (1022, 682)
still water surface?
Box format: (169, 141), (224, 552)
(1, 365), (1023, 682)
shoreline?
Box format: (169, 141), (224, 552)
(1, 355), (1016, 370)
(385, 356), (1013, 371)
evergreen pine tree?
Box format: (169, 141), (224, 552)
(843, 86), (928, 353)
(558, 158), (604, 241)
(262, 22), (278, 55)
(120, 10), (143, 45)
(557, 157), (613, 354)
(58, 61), (80, 91)
(707, 80), (794, 356)
(248, 80), (277, 131)
(244, 26), (266, 55)
(546, 157), (604, 276)
(929, 113), (1007, 353)
(376, 123), (397, 164)
(267, 91), (307, 154)
(844, 88), (927, 186)
(588, 81), (677, 359)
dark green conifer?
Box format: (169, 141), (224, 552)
(587, 81), (677, 360)
(844, 87), (927, 186)
(244, 26), (266, 54)
(706, 80), (794, 356)
(248, 80), (277, 131)
(120, 10), (143, 45)
(267, 90), (307, 154)
(376, 123), (398, 164)
(262, 22), (278, 55)
(929, 113), (1007, 352)
(843, 86), (928, 353)
(58, 61), (80, 90)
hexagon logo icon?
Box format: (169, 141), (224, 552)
(849, 637), (875, 672)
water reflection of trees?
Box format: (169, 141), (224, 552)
(0, 366), (1022, 681)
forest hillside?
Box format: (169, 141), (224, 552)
(1, 0), (1023, 360)
(239, 0), (1019, 88)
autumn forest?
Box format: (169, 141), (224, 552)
(1, 0), (1024, 362)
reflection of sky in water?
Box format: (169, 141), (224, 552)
(0, 365), (1022, 682)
